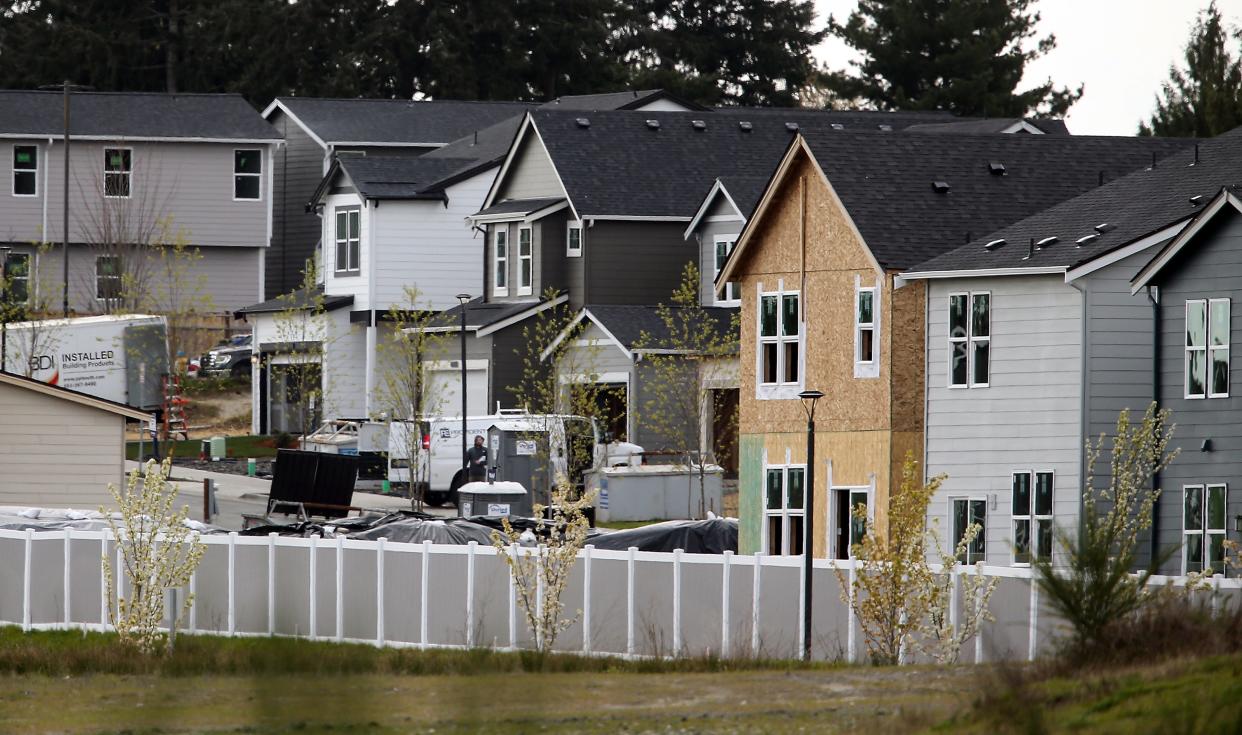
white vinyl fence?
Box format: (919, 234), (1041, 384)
(2, 527), (1238, 662)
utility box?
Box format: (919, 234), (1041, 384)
(585, 464), (725, 522)
(457, 481), (532, 518)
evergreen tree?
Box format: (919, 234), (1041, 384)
(824, 0), (1081, 117)
(1140, 2), (1242, 137)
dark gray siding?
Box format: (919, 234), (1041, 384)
(586, 221), (695, 305)
(1153, 212), (1242, 574)
(538, 214), (567, 294)
(489, 324), (532, 410)
(268, 110), (327, 298)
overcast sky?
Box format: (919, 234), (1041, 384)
(812, 0), (1242, 135)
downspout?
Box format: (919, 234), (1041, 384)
(583, 218), (594, 307)
(363, 199), (378, 418)
(1070, 278), (1089, 556)
(1147, 285), (1162, 572)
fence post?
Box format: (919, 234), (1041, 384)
(63, 528), (72, 629)
(335, 535), (345, 642)
(973, 565), (984, 664)
(228, 532), (237, 636)
(751, 552), (763, 658)
(626, 546), (637, 657)
(846, 562), (857, 663)
(267, 533), (277, 636)
(672, 548), (683, 657)
(535, 545), (546, 651)
(309, 534), (318, 640)
(376, 538), (386, 647)
(100, 533), (109, 630)
(420, 540), (431, 648)
(22, 528), (33, 632)
(897, 608), (907, 665)
(508, 542), (518, 650)
(188, 566), (197, 633)
(949, 565), (959, 639)
(582, 545), (593, 655)
(1213, 574), (1223, 617)
(1027, 572), (1039, 662)
(720, 550), (732, 658)
(465, 541), (476, 649)
(115, 536), (123, 626)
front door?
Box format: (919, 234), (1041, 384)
(833, 488), (870, 559)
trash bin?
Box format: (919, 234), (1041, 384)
(457, 481), (532, 518)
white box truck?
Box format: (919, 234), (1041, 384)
(2, 314), (169, 410)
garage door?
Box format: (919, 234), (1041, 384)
(427, 365), (488, 417)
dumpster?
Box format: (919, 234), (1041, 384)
(457, 480), (531, 518)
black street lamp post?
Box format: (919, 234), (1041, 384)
(798, 388), (824, 662)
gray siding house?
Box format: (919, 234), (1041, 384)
(0, 90), (279, 314)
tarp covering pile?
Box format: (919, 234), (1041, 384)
(0, 507), (228, 534)
(587, 518), (737, 554)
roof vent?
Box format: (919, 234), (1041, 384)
(1035, 236), (1058, 250)
(645, 119), (660, 130)
(877, 123), (893, 132)
(1190, 194), (1204, 206)
(932, 180), (951, 193)
(738, 121), (753, 132)
(1075, 233), (1100, 247)
(984, 238), (1006, 251)
(691, 119), (707, 131)
(988, 161), (1006, 176)
(831, 123), (845, 130)
(1094, 222), (1116, 233)
(785, 122), (800, 132)
(575, 117), (590, 128)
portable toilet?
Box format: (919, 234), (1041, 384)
(457, 480), (532, 518)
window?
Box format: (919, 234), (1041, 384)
(714, 236), (739, 304)
(1186, 299), (1230, 398)
(13, 145), (36, 196)
(233, 149), (262, 200)
(1013, 471), (1053, 564)
(103, 148), (132, 198)
(334, 207), (360, 273)
(856, 287), (876, 364)
(517, 226), (533, 295)
(764, 465), (806, 556)
(1184, 484), (1227, 574)
(95, 256), (122, 300)
(833, 487), (871, 559)
(758, 288), (801, 388)
(493, 228), (508, 296)
(566, 221), (582, 257)
(949, 292), (990, 387)
(3, 252), (30, 305)
(952, 498), (987, 564)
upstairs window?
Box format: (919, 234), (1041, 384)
(234, 149), (262, 200)
(1186, 299), (1229, 398)
(4, 252), (30, 304)
(953, 497), (986, 564)
(714, 236), (739, 304)
(759, 289), (800, 387)
(95, 255), (122, 300)
(764, 465), (805, 556)
(493, 228), (508, 296)
(566, 221), (582, 257)
(856, 287), (876, 364)
(1183, 484), (1227, 574)
(949, 292), (990, 387)
(13, 145), (37, 196)
(517, 226), (533, 296)
(104, 148), (132, 198)
(334, 207), (360, 273)
(1013, 471), (1053, 564)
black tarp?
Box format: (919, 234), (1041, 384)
(349, 518), (498, 544)
(586, 518), (738, 554)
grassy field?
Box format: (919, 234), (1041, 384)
(2, 629), (1240, 734)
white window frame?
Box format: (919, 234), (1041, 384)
(492, 227), (509, 297)
(951, 496), (988, 564)
(1182, 483), (1227, 575)
(713, 235), (740, 305)
(94, 255), (122, 301)
(334, 206), (361, 274)
(1011, 470), (1054, 566)
(233, 148), (262, 201)
(1210, 298), (1230, 398)
(517, 225), (533, 296)
(103, 147), (133, 199)
(1186, 299), (1207, 399)
(566, 220), (582, 258)
(856, 285), (876, 363)
(948, 291), (990, 388)
(755, 280), (804, 400)
(12, 144), (37, 197)
(762, 463), (807, 556)
(830, 485), (872, 560)
(3, 251), (31, 305)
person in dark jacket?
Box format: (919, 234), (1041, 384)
(465, 435), (488, 481)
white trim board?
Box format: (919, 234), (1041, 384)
(1131, 190), (1242, 293)
(684, 178), (745, 239)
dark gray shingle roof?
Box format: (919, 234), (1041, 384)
(332, 156), (482, 200)
(586, 304), (736, 350)
(542, 89), (707, 111)
(475, 197), (566, 218)
(235, 286), (354, 317)
(0, 90), (278, 140)
(904, 137), (1232, 274)
(430, 297), (554, 331)
(274, 97), (535, 145)
(905, 118), (1070, 135)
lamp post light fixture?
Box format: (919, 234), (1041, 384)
(798, 388), (824, 662)
(457, 294), (471, 488)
